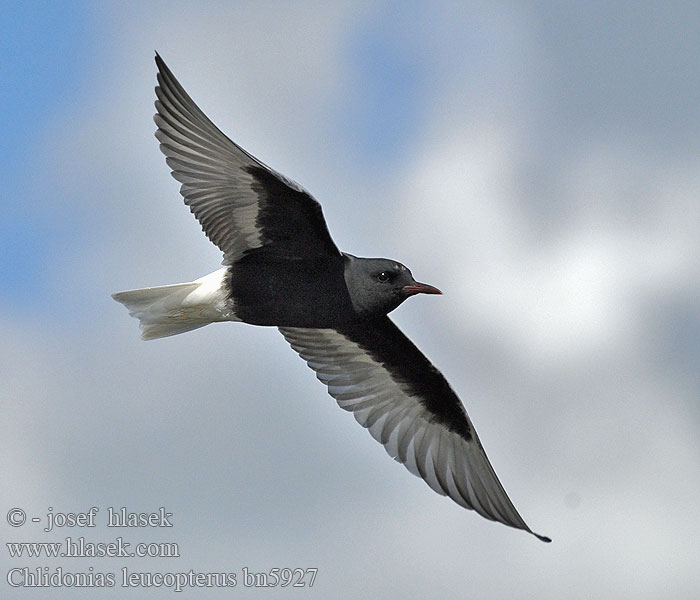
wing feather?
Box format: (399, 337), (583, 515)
(154, 54), (340, 263)
(279, 320), (550, 542)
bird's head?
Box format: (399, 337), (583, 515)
(343, 254), (441, 317)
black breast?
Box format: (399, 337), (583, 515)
(228, 251), (356, 327)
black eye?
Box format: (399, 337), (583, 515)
(376, 271), (390, 282)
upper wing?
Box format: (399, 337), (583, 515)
(279, 318), (550, 542)
(153, 54), (341, 264)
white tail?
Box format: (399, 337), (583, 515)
(112, 268), (238, 340)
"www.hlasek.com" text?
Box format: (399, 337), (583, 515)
(6, 537), (179, 558)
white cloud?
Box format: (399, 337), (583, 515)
(402, 128), (700, 367)
(3, 3), (700, 599)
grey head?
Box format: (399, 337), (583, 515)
(342, 253), (441, 318)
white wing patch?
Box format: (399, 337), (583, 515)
(278, 326), (550, 541)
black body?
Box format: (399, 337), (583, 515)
(229, 253), (355, 327)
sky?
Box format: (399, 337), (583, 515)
(2, 1), (699, 598)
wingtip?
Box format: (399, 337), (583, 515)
(534, 532), (552, 543)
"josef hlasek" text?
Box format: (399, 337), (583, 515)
(44, 507), (172, 533)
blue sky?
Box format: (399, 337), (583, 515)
(340, 11), (428, 165)
(1, 1), (96, 308)
(2, 3), (699, 599)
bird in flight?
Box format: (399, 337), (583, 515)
(113, 54), (550, 542)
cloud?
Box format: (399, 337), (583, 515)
(3, 2), (700, 599)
